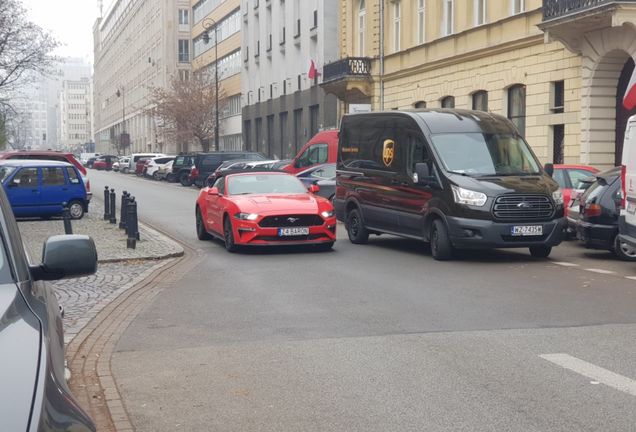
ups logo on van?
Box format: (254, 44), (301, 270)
(383, 139), (395, 167)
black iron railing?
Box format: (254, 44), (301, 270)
(323, 57), (372, 82)
(543, 0), (636, 20)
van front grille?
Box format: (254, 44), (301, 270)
(493, 194), (554, 220)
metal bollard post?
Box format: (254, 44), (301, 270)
(119, 191), (129, 229)
(103, 186), (110, 220)
(109, 188), (117, 224)
(62, 202), (73, 234)
(126, 197), (138, 249)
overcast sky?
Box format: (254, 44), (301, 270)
(21, 0), (99, 62)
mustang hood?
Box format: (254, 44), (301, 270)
(232, 194), (323, 214)
(0, 285), (41, 432)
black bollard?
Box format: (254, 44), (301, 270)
(126, 197), (139, 249)
(62, 202), (73, 234)
(109, 188), (117, 224)
(103, 186), (110, 220)
(119, 191), (129, 229)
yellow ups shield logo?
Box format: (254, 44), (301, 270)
(383, 139), (395, 167)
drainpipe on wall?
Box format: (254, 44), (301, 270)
(379, 0), (384, 111)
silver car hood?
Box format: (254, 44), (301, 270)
(0, 284), (41, 432)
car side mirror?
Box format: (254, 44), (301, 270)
(309, 184), (320, 193)
(208, 187), (219, 196)
(414, 163), (437, 186)
(544, 163), (554, 177)
(30, 235), (97, 281)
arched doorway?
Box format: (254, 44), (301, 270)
(616, 57), (636, 166)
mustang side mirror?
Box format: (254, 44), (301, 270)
(309, 184), (320, 193)
(30, 235), (97, 281)
(544, 163), (554, 177)
(208, 187), (219, 196)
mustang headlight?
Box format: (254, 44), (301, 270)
(234, 212), (259, 221)
(451, 185), (488, 207)
(552, 190), (564, 206)
(321, 210), (334, 218)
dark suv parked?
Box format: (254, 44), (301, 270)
(336, 109), (566, 260)
(171, 153), (198, 185)
(0, 185), (98, 430)
(189, 151), (266, 187)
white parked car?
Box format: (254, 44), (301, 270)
(146, 156), (175, 179)
(113, 156), (130, 172)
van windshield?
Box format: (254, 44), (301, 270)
(430, 133), (541, 176)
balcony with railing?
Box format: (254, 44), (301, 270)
(320, 57), (373, 102)
(540, 0), (636, 51)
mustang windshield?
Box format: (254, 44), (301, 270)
(431, 133), (541, 176)
(227, 174), (308, 195)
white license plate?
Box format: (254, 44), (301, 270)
(511, 225), (543, 236)
(278, 227), (309, 236)
(628, 202), (636, 215)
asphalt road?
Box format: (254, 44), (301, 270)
(91, 170), (636, 432)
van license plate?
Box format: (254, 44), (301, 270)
(511, 225), (543, 236)
(278, 227), (309, 236)
(628, 202), (636, 215)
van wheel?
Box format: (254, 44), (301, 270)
(68, 200), (85, 220)
(529, 246), (552, 258)
(614, 235), (636, 261)
(346, 209), (369, 244)
(430, 219), (453, 261)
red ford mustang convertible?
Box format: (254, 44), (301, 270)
(195, 170), (337, 251)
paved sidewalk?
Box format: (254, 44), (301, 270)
(17, 199), (183, 343)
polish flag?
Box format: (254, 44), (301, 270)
(623, 67), (636, 110)
(308, 59), (320, 80)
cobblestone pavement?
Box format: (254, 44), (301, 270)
(17, 199), (182, 343)
(18, 198), (183, 263)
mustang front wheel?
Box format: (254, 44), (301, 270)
(196, 208), (211, 240)
(224, 217), (238, 252)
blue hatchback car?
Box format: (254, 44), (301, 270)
(0, 160), (89, 219)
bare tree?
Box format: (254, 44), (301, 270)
(147, 74), (224, 152)
(0, 0), (59, 112)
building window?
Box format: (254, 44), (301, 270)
(414, 101), (426, 108)
(393, 1), (401, 52)
(511, 0), (524, 14)
(472, 90), (488, 111)
(193, 9), (241, 58)
(551, 80), (564, 113)
(309, 104), (319, 138)
(552, 124), (564, 164)
(178, 39), (189, 62)
(417, 0), (425, 45)
(244, 120), (252, 150)
(441, 96), (455, 108)
(358, 0), (366, 56)
(179, 9), (189, 25)
(293, 108), (303, 152)
(221, 95), (241, 118)
(474, 0), (486, 26)
(507, 84), (526, 136)
(442, 0), (453, 36)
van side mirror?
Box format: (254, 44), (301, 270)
(414, 163), (437, 186)
(30, 235), (97, 281)
(544, 163), (554, 177)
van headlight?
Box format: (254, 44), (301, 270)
(552, 190), (564, 206)
(452, 185), (487, 207)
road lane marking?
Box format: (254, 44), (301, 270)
(553, 262), (579, 267)
(584, 268), (616, 274)
(625, 276), (636, 281)
(539, 353), (636, 397)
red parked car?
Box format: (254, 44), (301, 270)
(551, 164), (600, 216)
(195, 170), (336, 251)
(92, 155), (118, 170)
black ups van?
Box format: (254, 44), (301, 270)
(335, 110), (566, 260)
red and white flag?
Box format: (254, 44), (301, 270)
(308, 59), (320, 80)
(623, 66), (636, 110)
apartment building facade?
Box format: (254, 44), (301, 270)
(241, 0), (340, 159)
(324, 0), (636, 169)
(93, 0), (192, 155)
(191, 0), (243, 151)
(59, 78), (93, 150)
